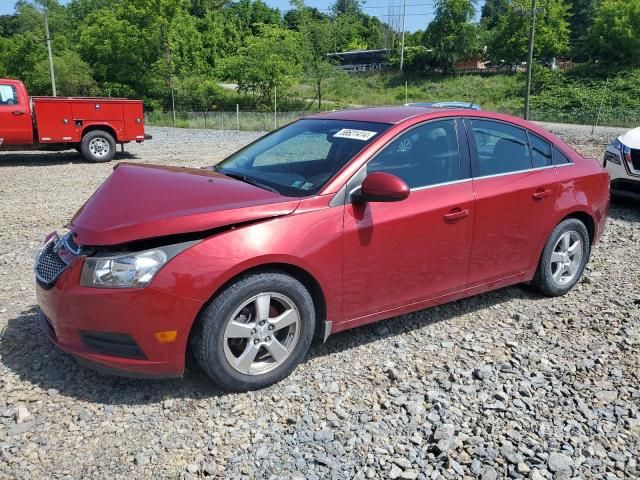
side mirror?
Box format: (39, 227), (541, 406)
(354, 172), (410, 203)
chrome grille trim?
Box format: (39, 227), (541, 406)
(34, 233), (78, 285)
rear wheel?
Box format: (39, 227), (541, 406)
(532, 218), (590, 296)
(191, 271), (315, 391)
(81, 130), (116, 163)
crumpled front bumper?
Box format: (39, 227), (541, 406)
(35, 258), (203, 379)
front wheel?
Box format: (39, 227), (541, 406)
(191, 272), (316, 391)
(532, 218), (590, 296)
(81, 130), (116, 163)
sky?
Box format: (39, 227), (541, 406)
(0, 0), (483, 33)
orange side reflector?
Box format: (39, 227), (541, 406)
(155, 330), (178, 343)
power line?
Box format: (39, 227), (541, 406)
(318, 4), (435, 11)
(360, 3), (435, 9)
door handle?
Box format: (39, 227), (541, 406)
(532, 189), (552, 200)
(12, 111), (25, 116)
(443, 208), (469, 223)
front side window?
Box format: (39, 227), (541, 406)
(0, 84), (18, 105)
(529, 132), (553, 168)
(367, 120), (461, 189)
(470, 119), (531, 176)
(216, 119), (390, 197)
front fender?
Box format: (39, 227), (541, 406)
(151, 206), (345, 327)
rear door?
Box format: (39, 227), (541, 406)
(0, 82), (32, 145)
(465, 118), (558, 286)
(341, 118), (475, 321)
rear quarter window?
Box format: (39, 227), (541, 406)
(553, 146), (573, 165)
(529, 132), (553, 168)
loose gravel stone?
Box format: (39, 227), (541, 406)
(548, 452), (574, 473)
(0, 126), (638, 479)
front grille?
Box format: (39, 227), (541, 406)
(80, 331), (147, 359)
(630, 149), (640, 171)
(35, 240), (69, 285)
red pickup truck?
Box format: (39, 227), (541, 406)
(0, 78), (150, 162)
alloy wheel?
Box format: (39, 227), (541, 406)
(223, 292), (300, 375)
(550, 231), (583, 285)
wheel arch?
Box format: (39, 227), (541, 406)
(528, 208), (597, 279)
(81, 124), (118, 142)
(559, 210), (596, 245)
(185, 262), (329, 360)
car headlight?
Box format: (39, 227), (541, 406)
(612, 139), (623, 151)
(80, 241), (197, 288)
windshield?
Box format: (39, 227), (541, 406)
(216, 119), (390, 197)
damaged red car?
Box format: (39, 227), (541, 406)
(35, 107), (609, 391)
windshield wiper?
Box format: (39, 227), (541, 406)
(220, 171), (280, 194)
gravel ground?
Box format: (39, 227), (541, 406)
(0, 125), (638, 480)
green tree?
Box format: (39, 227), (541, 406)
(480, 0), (510, 30)
(167, 13), (208, 76)
(487, 0), (570, 65)
(332, 0), (363, 16)
(77, 9), (154, 91)
(567, 0), (600, 58)
(227, 0), (282, 36)
(587, 0), (640, 66)
(172, 74), (224, 110)
(28, 50), (96, 95)
(222, 24), (302, 101)
(292, 0), (336, 108)
(199, 10), (242, 69)
(283, 6), (327, 30)
(333, 13), (366, 50)
(423, 0), (479, 73)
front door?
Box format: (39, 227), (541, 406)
(465, 118), (558, 286)
(341, 119), (475, 323)
(0, 83), (32, 145)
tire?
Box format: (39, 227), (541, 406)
(532, 218), (590, 297)
(191, 271), (316, 391)
(80, 130), (116, 163)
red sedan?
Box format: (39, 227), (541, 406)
(35, 107), (609, 391)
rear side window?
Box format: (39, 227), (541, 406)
(0, 84), (18, 105)
(469, 119), (531, 176)
(529, 132), (553, 168)
(367, 119), (461, 189)
(553, 146), (572, 165)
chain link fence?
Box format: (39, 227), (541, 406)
(146, 110), (308, 132)
(146, 106), (640, 133)
(529, 107), (640, 129)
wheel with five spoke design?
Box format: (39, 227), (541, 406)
(191, 271), (315, 391)
(532, 218), (590, 297)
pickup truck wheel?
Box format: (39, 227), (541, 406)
(81, 130), (116, 163)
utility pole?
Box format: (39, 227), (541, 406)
(399, 0), (406, 71)
(43, 11), (57, 96)
(514, 2), (544, 119)
(162, 26), (176, 127)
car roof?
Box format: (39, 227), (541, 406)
(308, 106), (462, 124)
(409, 101), (482, 110)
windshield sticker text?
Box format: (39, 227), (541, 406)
(334, 129), (377, 141)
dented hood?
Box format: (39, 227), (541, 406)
(70, 163), (300, 246)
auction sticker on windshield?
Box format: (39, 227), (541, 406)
(334, 129), (378, 141)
